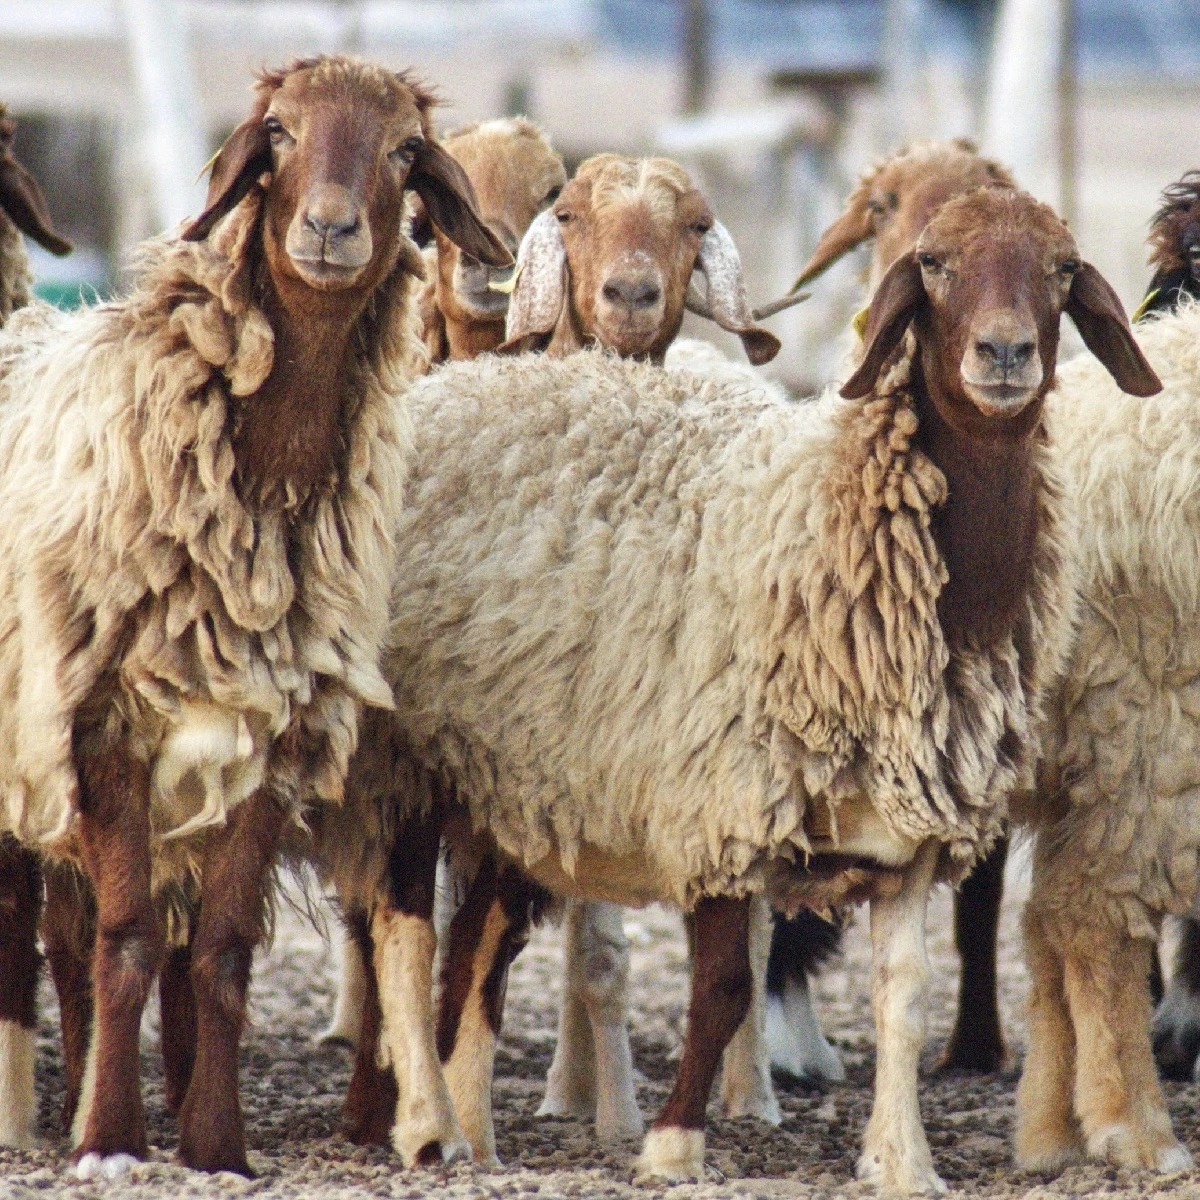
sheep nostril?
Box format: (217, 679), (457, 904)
(305, 212), (359, 241)
(975, 339), (999, 362)
(603, 278), (662, 311)
(1011, 341), (1035, 366)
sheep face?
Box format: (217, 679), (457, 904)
(1142, 171), (1200, 317)
(843, 189), (1162, 421)
(435, 119), (565, 323)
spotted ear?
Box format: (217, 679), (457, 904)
(409, 140), (511, 268)
(1067, 262), (1162, 397)
(688, 220), (780, 365)
(839, 253), (925, 399)
(498, 208), (568, 355)
(182, 110), (271, 242)
(790, 186), (874, 291)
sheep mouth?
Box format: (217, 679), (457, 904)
(288, 255), (369, 289)
(456, 286), (510, 318)
(962, 381), (1038, 416)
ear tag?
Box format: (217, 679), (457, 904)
(487, 262), (523, 295)
(851, 306), (870, 337)
(1130, 288), (1159, 324)
(195, 144), (223, 184)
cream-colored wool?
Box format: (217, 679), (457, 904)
(0, 187), (418, 899)
(1027, 299), (1200, 937)
(352, 345), (1075, 910)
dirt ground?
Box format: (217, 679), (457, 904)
(2, 845), (1199, 1199)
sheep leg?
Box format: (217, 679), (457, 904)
(1014, 903), (1081, 1169)
(856, 839), (945, 1196)
(342, 906), (397, 1145)
(719, 894), (781, 1124)
(176, 790), (284, 1175)
(159, 945), (197, 1114)
(1063, 926), (1190, 1171)
(374, 809), (470, 1167)
(634, 895), (751, 1184)
(42, 861), (94, 1134)
(938, 835), (1008, 1072)
(0, 835), (41, 1147)
(320, 919), (366, 1048)
(438, 860), (542, 1165)
(539, 899), (643, 1139)
(72, 741), (163, 1177)
(1153, 913), (1200, 1080)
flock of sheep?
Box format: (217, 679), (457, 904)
(0, 52), (1198, 1197)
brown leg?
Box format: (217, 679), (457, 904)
(73, 739), (163, 1166)
(634, 895), (751, 1183)
(0, 835), (42, 1146)
(176, 790), (284, 1175)
(160, 944), (197, 1114)
(41, 861), (95, 1134)
(940, 835), (1008, 1072)
(342, 906), (396, 1145)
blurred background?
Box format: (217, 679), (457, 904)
(3, 0), (1198, 388)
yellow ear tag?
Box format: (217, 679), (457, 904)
(487, 262), (523, 295)
(851, 306), (870, 338)
(1130, 288), (1159, 324)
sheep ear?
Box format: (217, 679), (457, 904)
(790, 189), (874, 291)
(498, 208), (568, 355)
(409, 140), (512, 269)
(839, 253), (925, 399)
(182, 113), (271, 242)
(690, 220), (781, 365)
(1066, 262), (1162, 397)
(0, 155), (71, 257)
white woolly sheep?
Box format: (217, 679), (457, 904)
(336, 186), (1155, 1192)
(0, 55), (508, 1178)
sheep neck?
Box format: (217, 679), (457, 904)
(234, 267), (363, 509)
(444, 313), (505, 361)
(911, 357), (1041, 651)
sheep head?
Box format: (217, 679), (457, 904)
(0, 107), (71, 257)
(1138, 170), (1200, 319)
(793, 139), (1013, 294)
(842, 189), (1162, 432)
(501, 154), (779, 365)
(183, 57), (510, 308)
(429, 118), (565, 343)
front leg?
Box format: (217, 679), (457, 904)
(635, 895), (751, 1184)
(856, 839), (945, 1196)
(72, 739), (163, 1178)
(0, 836), (42, 1147)
(176, 790), (285, 1175)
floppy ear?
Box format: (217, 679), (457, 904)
(1066, 262), (1162, 397)
(407, 194), (434, 248)
(498, 208), (568, 355)
(0, 156), (71, 256)
(182, 111), (271, 242)
(839, 253), (925, 399)
(790, 187), (874, 291)
(409, 140), (512, 268)
(688, 220), (780, 365)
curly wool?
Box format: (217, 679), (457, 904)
(0, 187), (418, 899)
(1028, 300), (1200, 939)
(346, 347), (1074, 909)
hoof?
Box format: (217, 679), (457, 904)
(317, 1030), (357, 1051)
(934, 1035), (1011, 1076)
(1153, 983), (1200, 1082)
(722, 1085), (782, 1126)
(595, 1104), (645, 1141)
(75, 1152), (140, 1182)
(633, 1126), (705, 1184)
(536, 1091), (593, 1121)
(414, 1138), (472, 1167)
(765, 991), (846, 1084)
(1086, 1122), (1193, 1173)
(856, 1147), (947, 1195)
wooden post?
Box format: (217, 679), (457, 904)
(682, 0), (711, 115)
(1058, 0), (1076, 226)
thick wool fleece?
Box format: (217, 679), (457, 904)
(1028, 300), (1200, 939)
(348, 347), (1075, 909)
(0, 188), (417, 901)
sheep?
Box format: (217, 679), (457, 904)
(1013, 172), (1200, 1172)
(0, 105), (75, 1150)
(0, 55), (508, 1178)
(784, 138), (1022, 1078)
(341, 186), (1156, 1192)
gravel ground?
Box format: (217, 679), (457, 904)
(3, 844), (1199, 1199)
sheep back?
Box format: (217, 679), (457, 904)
(0, 188), (415, 872)
(359, 346), (1073, 909)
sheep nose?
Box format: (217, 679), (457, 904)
(975, 338), (1035, 374)
(602, 276), (662, 311)
(305, 210), (360, 242)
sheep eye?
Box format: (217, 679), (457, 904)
(867, 198), (886, 215)
(917, 252), (940, 270)
(692, 221), (712, 236)
(555, 209), (572, 224)
(391, 135), (424, 162)
(1188, 244), (1200, 261)
(264, 116), (288, 143)
(1059, 258), (1080, 276)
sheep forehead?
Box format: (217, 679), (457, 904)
(444, 119), (564, 204)
(870, 143), (1014, 207)
(578, 155), (699, 228)
(918, 189), (1076, 266)
(261, 56), (430, 126)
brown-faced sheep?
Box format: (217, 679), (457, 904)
(0, 56), (507, 1179)
(339, 187), (1155, 1192)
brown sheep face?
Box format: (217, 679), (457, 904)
(436, 119), (565, 322)
(843, 189), (1162, 424)
(1142, 171), (1200, 317)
